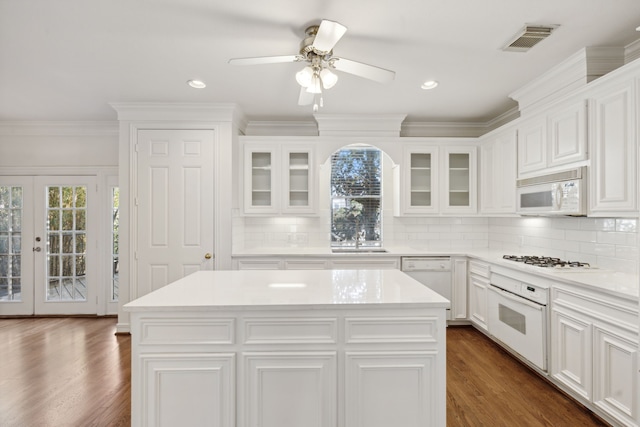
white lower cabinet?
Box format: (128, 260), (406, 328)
(241, 352), (337, 427)
(551, 283), (638, 427)
(592, 325), (638, 426)
(138, 353), (236, 427)
(450, 257), (468, 320)
(468, 261), (490, 331)
(345, 351), (439, 427)
(551, 308), (593, 401)
(130, 307), (446, 427)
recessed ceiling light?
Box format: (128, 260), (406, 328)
(636, 25), (640, 31)
(187, 80), (206, 89)
(421, 80), (439, 90)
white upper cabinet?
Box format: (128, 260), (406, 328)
(588, 77), (637, 216)
(517, 97), (588, 178)
(442, 146), (477, 214)
(396, 142), (477, 216)
(242, 140), (317, 215)
(517, 117), (547, 176)
(480, 128), (517, 215)
(397, 146), (439, 215)
(548, 99), (588, 168)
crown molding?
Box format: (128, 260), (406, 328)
(510, 46), (625, 115)
(109, 102), (241, 123)
(625, 39), (640, 64)
(0, 121), (118, 136)
(243, 120), (318, 136)
(314, 114), (406, 137)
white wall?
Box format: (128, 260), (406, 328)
(0, 122), (118, 168)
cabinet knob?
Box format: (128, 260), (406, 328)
(204, 253), (212, 260)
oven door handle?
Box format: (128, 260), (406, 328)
(488, 285), (544, 311)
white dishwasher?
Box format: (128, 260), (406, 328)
(401, 257), (452, 320)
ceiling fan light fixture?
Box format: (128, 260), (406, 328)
(320, 68), (338, 89)
(306, 74), (323, 94)
(295, 66), (314, 87)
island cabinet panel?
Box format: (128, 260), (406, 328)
(345, 351), (438, 427)
(240, 352), (337, 427)
(138, 353), (235, 427)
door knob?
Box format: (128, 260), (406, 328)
(33, 247), (41, 252)
(204, 253), (212, 260)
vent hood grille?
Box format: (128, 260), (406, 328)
(503, 25), (558, 52)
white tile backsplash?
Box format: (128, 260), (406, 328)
(488, 217), (639, 274)
(234, 214), (638, 273)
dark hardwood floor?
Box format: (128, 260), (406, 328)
(0, 319), (609, 427)
(0, 317), (130, 427)
(447, 326), (608, 427)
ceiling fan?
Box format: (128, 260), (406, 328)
(228, 19), (396, 112)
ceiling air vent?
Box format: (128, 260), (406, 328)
(503, 25), (558, 52)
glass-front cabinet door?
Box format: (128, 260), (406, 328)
(282, 146), (316, 214)
(244, 146), (278, 214)
(399, 146), (439, 215)
(442, 146), (477, 214)
(243, 140), (317, 215)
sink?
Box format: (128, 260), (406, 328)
(331, 248), (388, 254)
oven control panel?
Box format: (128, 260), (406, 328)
(490, 273), (548, 305)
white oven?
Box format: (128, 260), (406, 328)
(487, 271), (548, 371)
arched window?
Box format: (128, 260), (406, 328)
(330, 146), (382, 248)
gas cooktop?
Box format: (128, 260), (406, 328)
(502, 255), (591, 269)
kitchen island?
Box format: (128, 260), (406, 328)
(124, 269), (449, 427)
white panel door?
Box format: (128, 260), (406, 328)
(136, 130), (215, 297)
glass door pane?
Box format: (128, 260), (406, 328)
(45, 185), (87, 301)
(0, 177), (34, 315)
(0, 186), (23, 301)
(34, 176), (97, 315)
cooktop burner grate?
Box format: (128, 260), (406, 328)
(502, 255), (590, 268)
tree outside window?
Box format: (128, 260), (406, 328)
(330, 147), (382, 248)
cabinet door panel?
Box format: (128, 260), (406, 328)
(138, 353), (235, 427)
(551, 309), (592, 400)
(282, 146), (316, 214)
(517, 119), (547, 176)
(244, 146), (278, 214)
(593, 326), (637, 425)
(442, 147), (477, 214)
(400, 147), (439, 214)
(469, 275), (488, 330)
(589, 82), (637, 214)
(241, 352), (337, 427)
(345, 351), (441, 427)
(548, 100), (587, 167)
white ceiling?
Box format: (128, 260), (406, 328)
(1, 0), (639, 124)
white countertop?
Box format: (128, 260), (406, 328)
(232, 247), (639, 300)
(124, 269), (451, 311)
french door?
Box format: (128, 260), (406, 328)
(0, 176), (98, 315)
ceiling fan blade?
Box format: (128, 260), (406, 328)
(298, 87), (315, 106)
(228, 55), (300, 65)
(331, 57), (395, 84)
(311, 20), (347, 53)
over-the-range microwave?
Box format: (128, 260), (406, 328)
(516, 167), (586, 216)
